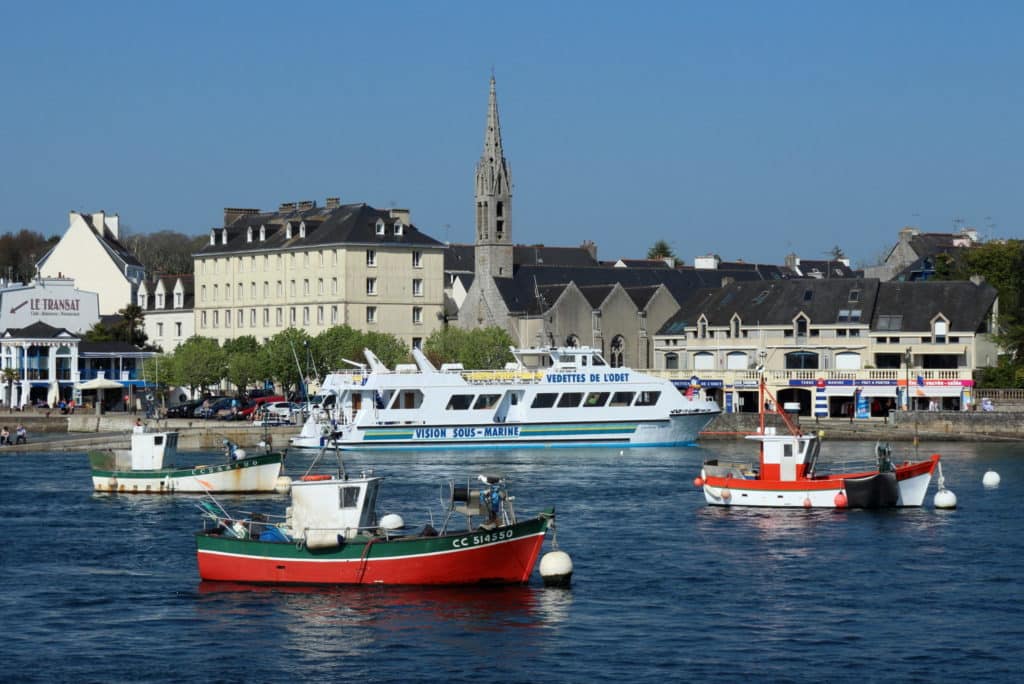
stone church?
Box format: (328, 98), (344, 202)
(455, 78), (784, 368)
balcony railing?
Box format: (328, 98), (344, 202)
(648, 367), (972, 383)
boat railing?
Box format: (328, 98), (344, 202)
(461, 370), (544, 384)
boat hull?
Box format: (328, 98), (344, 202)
(90, 453), (285, 494)
(195, 515), (551, 585)
(292, 413), (718, 450)
(701, 456), (939, 508)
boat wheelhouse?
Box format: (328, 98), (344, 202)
(290, 345), (720, 450)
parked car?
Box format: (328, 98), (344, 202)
(166, 399), (202, 418)
(195, 397), (232, 419)
(257, 401), (302, 424)
(238, 395), (286, 420)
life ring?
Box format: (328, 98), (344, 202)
(300, 474), (332, 482)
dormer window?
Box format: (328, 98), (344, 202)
(697, 316), (708, 339)
(156, 293), (164, 308)
(794, 313), (809, 337)
(932, 317), (949, 344)
(246, 227), (253, 243)
(848, 289), (860, 303)
(259, 225), (266, 241)
(375, 219), (385, 235)
(393, 221), (404, 236)
(137, 291), (146, 308)
(285, 222), (293, 239)
(221, 230), (228, 245)
(209, 229), (216, 245)
(299, 222), (306, 238)
(730, 314), (741, 339)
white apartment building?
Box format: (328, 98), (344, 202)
(36, 211), (145, 315)
(193, 200), (445, 349)
(138, 275), (194, 352)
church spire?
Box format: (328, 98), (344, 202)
(475, 75), (513, 279)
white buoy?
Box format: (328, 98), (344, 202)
(982, 470), (1001, 488)
(540, 550), (573, 587)
(274, 475), (292, 494)
(380, 513), (405, 531)
(233, 448), (247, 460)
(934, 488), (957, 509)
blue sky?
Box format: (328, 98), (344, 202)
(1, 1), (1020, 267)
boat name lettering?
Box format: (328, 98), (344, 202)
(546, 372), (630, 383)
(414, 427), (448, 439)
(452, 529), (515, 548)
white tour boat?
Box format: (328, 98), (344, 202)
(290, 346), (720, 450)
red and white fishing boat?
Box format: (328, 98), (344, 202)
(696, 380), (941, 508)
(195, 463), (559, 585)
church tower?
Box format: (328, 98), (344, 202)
(474, 76), (514, 279)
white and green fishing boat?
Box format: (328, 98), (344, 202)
(89, 431), (286, 494)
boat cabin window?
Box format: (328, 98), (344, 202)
(584, 392), (610, 407)
(531, 393), (558, 409)
(473, 394), (501, 410)
(558, 392), (584, 408)
(591, 354), (607, 366)
(392, 390), (423, 409)
(609, 392), (634, 407)
(322, 394), (335, 408)
(783, 444), (793, 457)
(635, 391), (661, 407)
(446, 394), (474, 410)
(339, 486), (360, 509)
(153, 435), (164, 445)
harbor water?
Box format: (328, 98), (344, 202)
(1, 440), (1022, 683)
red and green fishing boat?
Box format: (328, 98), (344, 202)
(195, 470), (555, 585)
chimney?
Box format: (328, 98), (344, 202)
(92, 211), (106, 236)
(389, 208), (411, 224)
(279, 202), (298, 213)
(224, 207), (260, 226)
(106, 214), (119, 239)
(580, 240), (598, 261)
(325, 197), (340, 209)
(298, 200), (316, 211)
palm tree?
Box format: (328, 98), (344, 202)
(118, 304), (146, 346)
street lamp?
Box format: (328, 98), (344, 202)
(904, 347), (913, 412)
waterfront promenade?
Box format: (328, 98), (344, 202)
(1, 407), (1021, 453)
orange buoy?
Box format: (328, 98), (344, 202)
(834, 491), (848, 508)
(693, 476), (704, 488)
(300, 474), (333, 482)
(803, 497), (812, 509)
(720, 488), (732, 501)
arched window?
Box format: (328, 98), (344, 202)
(835, 352), (861, 370)
(610, 335), (625, 368)
(726, 351), (749, 370)
(665, 352), (679, 370)
(785, 351), (819, 370)
(259, 225), (266, 241)
(795, 314), (808, 337)
(730, 316), (740, 339)
(285, 222), (293, 239)
(246, 227), (253, 243)
(693, 352), (714, 370)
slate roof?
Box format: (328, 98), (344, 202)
(445, 243), (599, 272)
(79, 214), (144, 268)
(196, 203), (444, 256)
(661, 278), (881, 330)
(2, 322), (76, 339)
(873, 280), (997, 332)
(657, 277), (997, 335)
(790, 259), (859, 279)
(487, 262), (782, 316)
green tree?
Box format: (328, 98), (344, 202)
(312, 325), (365, 372)
(934, 239), (1024, 386)
(168, 337), (226, 394)
(646, 240), (676, 261)
(423, 326), (513, 369)
(118, 304), (147, 346)
(259, 328), (312, 394)
(223, 335), (260, 356)
(226, 352), (263, 395)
